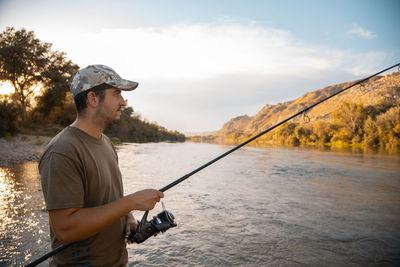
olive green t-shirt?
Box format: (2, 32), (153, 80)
(39, 126), (128, 266)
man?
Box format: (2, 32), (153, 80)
(39, 64), (164, 266)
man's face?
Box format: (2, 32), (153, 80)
(95, 87), (126, 125)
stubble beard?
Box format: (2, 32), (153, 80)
(95, 105), (122, 129)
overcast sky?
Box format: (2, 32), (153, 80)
(0, 0), (399, 133)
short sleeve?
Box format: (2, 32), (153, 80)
(40, 152), (85, 210)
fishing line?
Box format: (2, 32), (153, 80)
(25, 62), (400, 267)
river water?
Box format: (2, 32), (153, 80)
(1, 142), (399, 266)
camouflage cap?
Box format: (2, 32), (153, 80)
(70, 64), (138, 98)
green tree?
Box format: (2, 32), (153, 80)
(104, 106), (185, 143)
(0, 27), (53, 120)
(34, 51), (79, 121)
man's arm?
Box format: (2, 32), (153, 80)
(49, 189), (164, 244)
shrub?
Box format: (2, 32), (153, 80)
(35, 137), (44, 146)
(363, 117), (379, 147)
(21, 135), (30, 142)
(376, 106), (400, 149)
(0, 100), (19, 137)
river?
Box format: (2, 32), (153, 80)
(1, 142), (399, 266)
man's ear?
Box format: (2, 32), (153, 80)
(86, 91), (99, 108)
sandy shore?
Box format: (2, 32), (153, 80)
(0, 134), (53, 166)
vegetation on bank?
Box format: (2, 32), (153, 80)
(104, 107), (185, 143)
(191, 101), (400, 151)
(0, 27), (184, 142)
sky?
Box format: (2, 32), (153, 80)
(0, 0), (399, 133)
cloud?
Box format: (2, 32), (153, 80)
(44, 23), (386, 82)
(347, 24), (377, 39)
(57, 24), (342, 80)
(127, 68), (364, 132)
(38, 23), (389, 132)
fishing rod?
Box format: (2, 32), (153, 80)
(25, 63), (400, 266)
(158, 62), (400, 193)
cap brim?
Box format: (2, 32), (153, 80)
(105, 79), (139, 91)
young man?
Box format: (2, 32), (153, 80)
(39, 65), (164, 266)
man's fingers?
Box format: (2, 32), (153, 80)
(156, 191), (164, 203)
(130, 189), (166, 211)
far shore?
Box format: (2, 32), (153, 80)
(2, 132), (398, 168)
(0, 134), (52, 166)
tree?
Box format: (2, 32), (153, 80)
(375, 106), (400, 149)
(104, 106), (185, 143)
(0, 27), (54, 120)
(34, 50), (79, 119)
(333, 102), (366, 137)
(312, 121), (332, 143)
(363, 117), (379, 147)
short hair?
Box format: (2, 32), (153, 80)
(74, 83), (112, 114)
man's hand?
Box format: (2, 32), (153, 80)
(129, 189), (164, 211)
(47, 188), (164, 244)
(125, 212), (138, 244)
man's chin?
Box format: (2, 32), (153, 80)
(112, 116), (121, 123)
(105, 116), (121, 127)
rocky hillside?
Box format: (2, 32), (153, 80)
(216, 71), (400, 137)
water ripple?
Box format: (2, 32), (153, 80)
(1, 143), (400, 266)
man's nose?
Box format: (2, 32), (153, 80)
(120, 96), (127, 106)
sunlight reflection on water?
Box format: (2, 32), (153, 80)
(1, 143), (400, 266)
(0, 162), (49, 266)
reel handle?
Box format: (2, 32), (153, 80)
(136, 210), (149, 233)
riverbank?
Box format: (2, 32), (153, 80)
(0, 134), (52, 166)
(187, 135), (400, 154)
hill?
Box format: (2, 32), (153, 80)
(216, 72), (400, 137)
(193, 71), (400, 150)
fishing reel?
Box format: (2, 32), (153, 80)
(128, 203), (177, 244)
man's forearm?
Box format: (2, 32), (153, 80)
(49, 195), (134, 244)
(49, 189), (163, 244)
